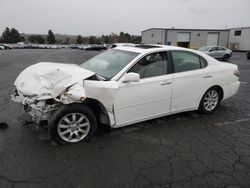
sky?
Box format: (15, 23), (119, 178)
(0, 0), (249, 36)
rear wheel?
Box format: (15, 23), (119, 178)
(49, 103), (97, 145)
(199, 88), (221, 114)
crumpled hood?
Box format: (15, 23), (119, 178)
(14, 62), (95, 99)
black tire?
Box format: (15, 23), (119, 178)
(222, 54), (229, 61)
(49, 103), (97, 145)
(198, 88), (222, 114)
(247, 52), (250, 60)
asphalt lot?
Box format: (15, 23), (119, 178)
(0, 49), (250, 188)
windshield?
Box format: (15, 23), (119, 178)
(198, 46), (211, 51)
(81, 49), (139, 80)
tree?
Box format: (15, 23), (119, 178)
(63, 37), (71, 44)
(95, 37), (101, 45)
(9, 28), (21, 43)
(108, 33), (118, 44)
(82, 37), (89, 44)
(88, 36), (97, 44)
(1, 27), (11, 42)
(20, 36), (25, 42)
(47, 30), (56, 44)
(117, 32), (131, 43)
(101, 35), (109, 44)
(131, 35), (141, 44)
(0, 27), (24, 43)
(117, 32), (125, 43)
(76, 35), (83, 44)
(28, 35), (45, 44)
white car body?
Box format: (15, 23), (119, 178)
(12, 45), (240, 143)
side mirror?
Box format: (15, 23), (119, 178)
(122, 72), (140, 83)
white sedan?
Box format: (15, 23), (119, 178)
(12, 45), (240, 144)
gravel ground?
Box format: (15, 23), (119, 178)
(0, 49), (250, 188)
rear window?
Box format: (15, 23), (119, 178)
(171, 51), (207, 73)
(198, 46), (211, 51)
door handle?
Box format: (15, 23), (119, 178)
(161, 81), (172, 85)
(203, 75), (212, 78)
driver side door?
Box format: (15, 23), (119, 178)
(113, 52), (173, 127)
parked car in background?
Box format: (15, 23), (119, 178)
(198, 46), (232, 61)
(0, 44), (14, 49)
(110, 43), (136, 49)
(79, 44), (108, 51)
(84, 44), (107, 51)
(0, 45), (5, 50)
(247, 51), (250, 60)
(70, 44), (80, 49)
(16, 42), (25, 49)
(12, 45), (240, 144)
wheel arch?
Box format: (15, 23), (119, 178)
(83, 98), (111, 127)
(203, 85), (224, 101)
(211, 85), (224, 101)
(197, 85), (224, 114)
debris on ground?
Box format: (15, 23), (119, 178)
(0, 122), (9, 129)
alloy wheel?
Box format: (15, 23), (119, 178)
(203, 89), (219, 112)
(57, 113), (90, 143)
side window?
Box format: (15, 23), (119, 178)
(129, 52), (168, 79)
(217, 47), (225, 51)
(210, 47), (217, 52)
(200, 56), (207, 68)
(171, 51), (207, 73)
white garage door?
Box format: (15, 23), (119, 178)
(177, 33), (190, 42)
(207, 33), (219, 46)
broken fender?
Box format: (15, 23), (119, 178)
(60, 82), (86, 104)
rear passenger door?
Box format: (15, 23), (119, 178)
(217, 47), (226, 59)
(170, 50), (212, 112)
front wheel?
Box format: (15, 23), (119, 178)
(49, 103), (97, 145)
(198, 88), (221, 114)
(247, 52), (250, 60)
(222, 54), (230, 61)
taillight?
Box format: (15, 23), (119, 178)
(234, 70), (240, 77)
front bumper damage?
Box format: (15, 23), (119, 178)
(11, 89), (60, 126)
(25, 100), (58, 125)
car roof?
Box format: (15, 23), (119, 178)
(114, 44), (195, 54)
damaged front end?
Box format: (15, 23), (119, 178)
(11, 62), (95, 127)
(11, 62), (117, 132)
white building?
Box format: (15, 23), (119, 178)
(229, 27), (250, 51)
(141, 28), (230, 49)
